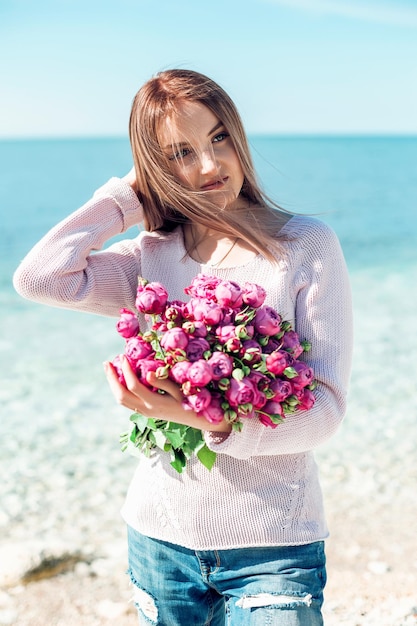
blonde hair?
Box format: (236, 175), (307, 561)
(129, 69), (292, 262)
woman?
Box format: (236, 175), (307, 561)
(14, 69), (353, 625)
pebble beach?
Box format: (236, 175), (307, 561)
(1, 136), (416, 625)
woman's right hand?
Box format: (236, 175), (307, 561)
(122, 167), (138, 194)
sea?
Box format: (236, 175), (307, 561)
(1, 136), (417, 559)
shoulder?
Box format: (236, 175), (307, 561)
(137, 226), (184, 254)
(282, 215), (341, 251)
(138, 226), (182, 244)
(278, 215), (345, 271)
(281, 214), (336, 240)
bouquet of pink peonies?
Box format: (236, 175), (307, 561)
(114, 274), (316, 473)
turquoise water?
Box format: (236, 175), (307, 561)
(2, 136), (416, 289)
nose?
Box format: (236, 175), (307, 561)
(200, 148), (218, 175)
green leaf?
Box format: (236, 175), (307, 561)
(183, 427), (205, 451)
(130, 413), (150, 432)
(129, 425), (139, 443)
(269, 413), (285, 425)
(196, 445), (217, 471)
(152, 429), (168, 450)
(170, 448), (186, 473)
(164, 424), (188, 448)
(232, 368), (245, 381)
(285, 394), (300, 406)
(283, 366), (298, 379)
(253, 359), (268, 373)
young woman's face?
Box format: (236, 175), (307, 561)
(159, 101), (245, 210)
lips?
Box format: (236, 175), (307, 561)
(201, 177), (228, 190)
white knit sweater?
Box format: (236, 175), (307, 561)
(13, 178), (353, 550)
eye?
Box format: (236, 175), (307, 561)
(212, 132), (229, 143)
(168, 147), (192, 161)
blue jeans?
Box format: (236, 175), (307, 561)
(127, 526), (326, 625)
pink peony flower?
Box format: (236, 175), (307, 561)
(200, 394), (225, 424)
(215, 325), (237, 343)
(207, 351), (234, 380)
(268, 378), (292, 402)
(297, 388), (316, 410)
(169, 361), (192, 384)
(265, 349), (292, 376)
(254, 306), (282, 336)
(186, 338), (211, 362)
(160, 327), (189, 351)
(184, 299), (223, 326)
(116, 308), (140, 338)
(135, 282), (168, 315)
(281, 330), (304, 358)
(187, 359), (213, 386)
(290, 361), (315, 389)
(263, 337), (282, 354)
(259, 400), (284, 429)
(241, 340), (263, 363)
(225, 377), (256, 408)
(214, 280), (243, 309)
(125, 336), (154, 364)
(111, 355), (126, 385)
(242, 282), (267, 308)
(183, 388), (212, 413)
(247, 370), (269, 390)
(184, 274), (222, 300)
(258, 413), (280, 428)
(135, 358), (165, 387)
(251, 386), (267, 410)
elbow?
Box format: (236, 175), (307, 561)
(13, 264), (39, 302)
(13, 263), (69, 307)
(319, 388), (348, 439)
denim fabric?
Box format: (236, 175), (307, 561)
(127, 526), (326, 625)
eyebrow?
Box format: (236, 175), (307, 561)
(163, 120), (225, 150)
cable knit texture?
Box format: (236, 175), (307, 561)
(14, 178), (353, 550)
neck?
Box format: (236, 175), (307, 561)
(183, 223), (258, 268)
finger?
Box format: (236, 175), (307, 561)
(146, 371), (184, 402)
(118, 357), (170, 413)
(120, 356), (150, 395)
(103, 360), (142, 410)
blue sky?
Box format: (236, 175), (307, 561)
(1, 0), (416, 137)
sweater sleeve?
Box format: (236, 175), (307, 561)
(205, 221), (353, 458)
(13, 178), (144, 317)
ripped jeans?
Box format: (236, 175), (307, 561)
(127, 526), (326, 625)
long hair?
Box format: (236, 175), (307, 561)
(129, 69), (292, 262)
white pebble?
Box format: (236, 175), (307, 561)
(95, 599), (127, 619)
(367, 560), (390, 575)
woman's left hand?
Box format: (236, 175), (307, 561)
(103, 356), (232, 433)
